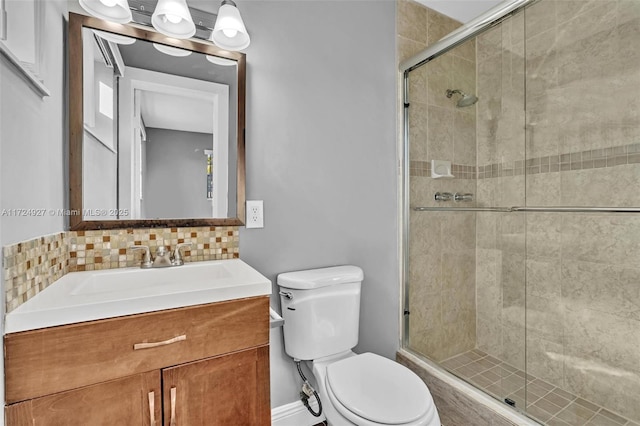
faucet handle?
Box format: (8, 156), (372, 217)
(172, 242), (193, 266)
(129, 245), (152, 268)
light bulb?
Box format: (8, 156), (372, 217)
(222, 28), (238, 38)
(163, 13), (182, 24)
(99, 0), (118, 6)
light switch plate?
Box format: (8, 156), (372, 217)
(246, 200), (264, 228)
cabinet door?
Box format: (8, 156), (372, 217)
(162, 345), (270, 426)
(6, 371), (161, 426)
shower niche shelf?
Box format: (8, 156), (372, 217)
(431, 159), (454, 179)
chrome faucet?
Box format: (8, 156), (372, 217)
(129, 244), (192, 268)
(172, 242), (193, 266)
(152, 246), (173, 267)
(129, 245), (153, 268)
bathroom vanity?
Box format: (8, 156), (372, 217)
(4, 260), (271, 425)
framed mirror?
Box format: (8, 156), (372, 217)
(69, 12), (246, 230)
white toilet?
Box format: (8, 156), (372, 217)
(278, 265), (441, 426)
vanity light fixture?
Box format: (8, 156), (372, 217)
(152, 43), (192, 57)
(79, 0), (251, 52)
(151, 0), (195, 39)
(93, 29), (137, 45)
(210, 0), (250, 51)
(79, 0), (133, 23)
(205, 55), (237, 66)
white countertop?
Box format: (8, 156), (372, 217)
(5, 259), (271, 334)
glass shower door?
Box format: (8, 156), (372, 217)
(521, 1), (640, 424)
(404, 10), (529, 413)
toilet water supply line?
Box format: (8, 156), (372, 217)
(295, 360), (323, 417)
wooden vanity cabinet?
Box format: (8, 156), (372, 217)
(6, 371), (162, 426)
(4, 297), (270, 426)
(163, 346), (270, 425)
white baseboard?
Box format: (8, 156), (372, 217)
(271, 400), (326, 426)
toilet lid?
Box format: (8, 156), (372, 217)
(326, 353), (431, 425)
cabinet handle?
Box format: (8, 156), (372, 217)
(170, 387), (177, 426)
(148, 391), (156, 426)
(133, 335), (186, 350)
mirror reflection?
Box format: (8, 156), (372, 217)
(81, 27), (238, 221)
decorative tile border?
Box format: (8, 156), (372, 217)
(410, 143), (640, 180)
(479, 142), (640, 179)
(68, 226), (240, 272)
(410, 161), (477, 179)
(3, 233), (68, 313)
(4, 226), (240, 313)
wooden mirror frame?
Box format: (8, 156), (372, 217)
(69, 12), (246, 230)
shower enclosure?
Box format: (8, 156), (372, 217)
(401, 0), (640, 425)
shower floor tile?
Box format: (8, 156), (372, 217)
(443, 349), (639, 426)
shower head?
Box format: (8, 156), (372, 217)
(446, 89), (479, 108)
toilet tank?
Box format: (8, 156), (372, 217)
(277, 265), (364, 361)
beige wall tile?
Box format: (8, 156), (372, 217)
(427, 105), (454, 160)
(398, 35), (427, 63)
(526, 213), (562, 258)
(526, 336), (564, 388)
(397, 0), (428, 45)
(526, 294), (564, 345)
(525, 28), (558, 98)
(525, 1), (556, 40)
(408, 101), (429, 161)
(427, 54), (454, 108)
(562, 260), (640, 322)
(427, 9), (460, 45)
(525, 172), (561, 206)
(564, 305), (640, 378)
(476, 315), (503, 359)
(408, 64), (428, 104)
(561, 166), (640, 207)
(454, 111), (477, 165)
(501, 323), (526, 370)
(563, 305), (640, 421)
(526, 257), (561, 300)
(477, 25), (502, 63)
(562, 214), (640, 268)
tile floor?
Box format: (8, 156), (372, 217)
(441, 350), (640, 426)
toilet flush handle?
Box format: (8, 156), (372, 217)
(279, 291), (293, 300)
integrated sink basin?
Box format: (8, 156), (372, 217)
(5, 259), (271, 333)
(69, 261), (233, 297)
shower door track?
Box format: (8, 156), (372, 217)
(413, 206), (640, 213)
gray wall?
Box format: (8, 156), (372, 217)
(0, 1), (68, 420)
(237, 0), (398, 408)
(144, 127), (213, 218)
(83, 131), (117, 217)
(1, 2), (67, 245)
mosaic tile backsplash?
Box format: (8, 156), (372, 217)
(4, 233), (68, 313)
(3, 226), (240, 313)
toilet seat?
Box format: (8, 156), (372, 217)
(325, 353), (437, 425)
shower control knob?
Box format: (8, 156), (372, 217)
(454, 193), (474, 202)
(434, 192), (453, 202)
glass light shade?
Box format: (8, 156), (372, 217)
(205, 55), (237, 66)
(93, 29), (136, 45)
(210, 3), (250, 51)
(151, 0), (196, 39)
(153, 43), (192, 57)
(79, 0), (132, 24)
